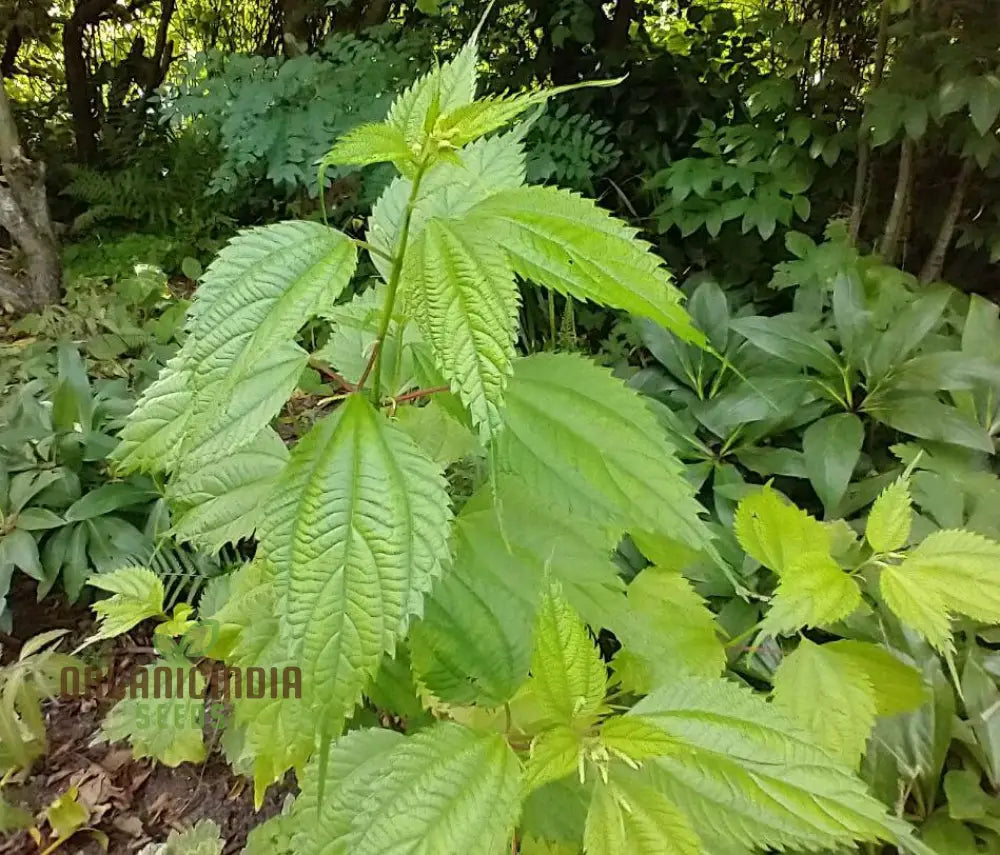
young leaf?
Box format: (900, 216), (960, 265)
(469, 186), (705, 344)
(803, 413), (864, 515)
(599, 716), (679, 765)
(497, 353), (711, 555)
(734, 485), (830, 573)
(866, 478), (913, 553)
(321, 123), (414, 173)
(402, 217), (519, 437)
(584, 775), (702, 855)
(524, 726), (582, 792)
(83, 567), (165, 647)
(880, 529), (1000, 653)
(531, 583), (607, 729)
(762, 551), (862, 636)
(258, 393), (452, 729)
(772, 638), (879, 765)
(610, 567), (724, 691)
(100, 662), (206, 766)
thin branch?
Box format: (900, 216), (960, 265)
(308, 358), (356, 392)
(879, 137), (914, 264)
(386, 385), (450, 406)
(356, 339), (380, 392)
(919, 158), (975, 284)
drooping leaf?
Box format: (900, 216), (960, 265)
(258, 393), (451, 729)
(632, 677), (913, 853)
(470, 186), (704, 344)
(402, 217), (519, 437)
(496, 353), (711, 555)
(880, 529), (1000, 653)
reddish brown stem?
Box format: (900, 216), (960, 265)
(388, 385), (450, 406)
(309, 360), (356, 392)
(356, 339), (380, 392)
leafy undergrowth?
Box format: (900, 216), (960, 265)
(0, 579), (290, 854)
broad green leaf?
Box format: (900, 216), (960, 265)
(881, 529), (1000, 653)
(531, 584), (607, 729)
(168, 428), (288, 552)
(803, 413), (864, 515)
(470, 186), (704, 344)
(116, 221), (357, 473)
(524, 725), (582, 792)
(867, 394), (994, 453)
(772, 638), (878, 765)
(633, 677), (912, 853)
(611, 567), (724, 692)
(258, 393), (451, 728)
(866, 478), (913, 553)
(0, 529), (42, 580)
(393, 400), (478, 466)
(868, 287), (951, 380)
(411, 478), (622, 706)
(64, 483), (153, 521)
(584, 774), (702, 855)
(762, 551), (862, 635)
(497, 353), (711, 555)
(969, 75), (1000, 136)
(348, 723), (522, 855)
(83, 567), (164, 647)
(734, 485), (829, 572)
(730, 313), (840, 374)
(402, 217), (518, 437)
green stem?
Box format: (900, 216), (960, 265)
(369, 160), (429, 403)
(547, 289), (557, 349)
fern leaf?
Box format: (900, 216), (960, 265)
(258, 393), (451, 729)
(496, 353), (712, 554)
(403, 218), (518, 436)
(632, 677), (911, 853)
(468, 186), (703, 344)
(168, 429), (289, 552)
(531, 583), (607, 729)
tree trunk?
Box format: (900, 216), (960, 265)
(849, 0), (891, 243)
(0, 75), (60, 314)
(62, 0), (116, 163)
(879, 137), (914, 265)
(1, 25), (23, 77)
(919, 158), (975, 284)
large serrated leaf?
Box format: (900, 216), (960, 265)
(403, 218), (519, 437)
(632, 677), (912, 853)
(496, 353), (711, 554)
(469, 186), (704, 344)
(258, 393), (451, 729)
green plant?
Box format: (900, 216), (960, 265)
(0, 629), (79, 774)
(105, 28), (971, 854)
